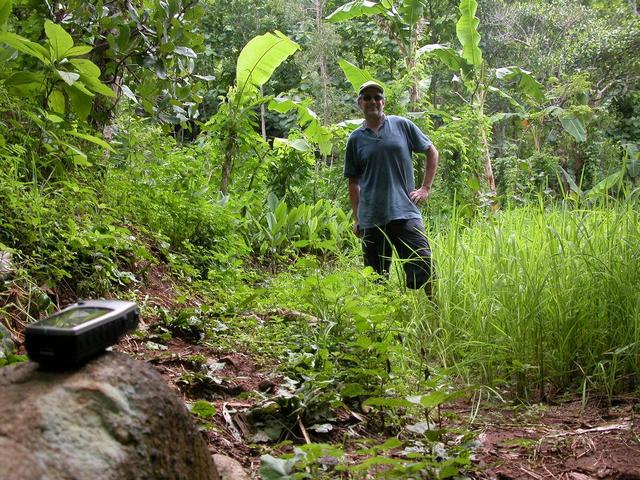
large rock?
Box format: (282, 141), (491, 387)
(0, 352), (219, 480)
(212, 454), (250, 480)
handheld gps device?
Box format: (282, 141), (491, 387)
(25, 300), (139, 366)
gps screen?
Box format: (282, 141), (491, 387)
(37, 307), (112, 328)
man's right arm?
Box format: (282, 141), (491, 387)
(344, 134), (362, 238)
(348, 177), (361, 237)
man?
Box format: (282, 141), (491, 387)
(344, 81), (439, 293)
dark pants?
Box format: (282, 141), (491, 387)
(362, 218), (433, 289)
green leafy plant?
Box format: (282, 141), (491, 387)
(0, 323), (26, 367)
(260, 444), (345, 480)
(327, 0), (431, 108)
(260, 436), (473, 479)
(249, 194), (352, 269)
(190, 399), (218, 419)
(105, 116), (251, 281)
(1, 0), (209, 131)
(0, 19), (115, 120)
(269, 98), (333, 155)
(0, 15), (115, 176)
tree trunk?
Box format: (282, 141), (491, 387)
(407, 19), (427, 111)
(427, 1), (440, 109)
(406, 56), (419, 111)
(477, 90), (496, 194)
(532, 124), (541, 153)
(480, 125), (496, 194)
(260, 85), (267, 141)
(315, 0), (330, 127)
(429, 71), (438, 109)
(313, 0), (330, 183)
(220, 136), (235, 196)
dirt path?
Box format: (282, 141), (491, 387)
(470, 400), (640, 479)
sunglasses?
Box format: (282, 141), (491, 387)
(361, 94), (384, 101)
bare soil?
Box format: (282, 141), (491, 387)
(466, 399), (640, 479)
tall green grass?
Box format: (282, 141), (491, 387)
(414, 200), (640, 401)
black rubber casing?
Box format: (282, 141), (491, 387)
(25, 300), (139, 367)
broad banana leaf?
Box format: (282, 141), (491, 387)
(269, 97), (332, 155)
(337, 58), (385, 94)
(586, 170), (625, 199)
(236, 31), (299, 103)
(0, 0), (12, 30)
(559, 166), (581, 195)
(398, 0), (426, 26)
(456, 0), (482, 67)
(547, 106), (587, 142)
(623, 143), (640, 178)
(559, 116), (587, 143)
(326, 0), (389, 22)
(417, 44), (466, 71)
(487, 86), (523, 110)
(336, 118), (364, 129)
(489, 112), (525, 123)
(495, 66), (545, 103)
(274, 137), (312, 152)
(394, 0), (427, 46)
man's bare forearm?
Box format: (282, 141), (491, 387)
(348, 177), (362, 237)
(348, 177), (360, 222)
(421, 144), (439, 190)
(409, 145), (439, 204)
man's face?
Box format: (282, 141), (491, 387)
(358, 87), (385, 119)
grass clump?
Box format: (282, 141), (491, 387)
(415, 200), (640, 401)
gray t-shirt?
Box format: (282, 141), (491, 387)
(344, 115), (432, 229)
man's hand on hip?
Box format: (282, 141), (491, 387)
(409, 186), (431, 204)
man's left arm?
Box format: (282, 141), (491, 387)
(409, 144), (439, 204)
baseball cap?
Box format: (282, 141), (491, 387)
(358, 80), (384, 96)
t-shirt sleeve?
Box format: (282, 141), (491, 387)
(404, 118), (432, 153)
(343, 134), (360, 178)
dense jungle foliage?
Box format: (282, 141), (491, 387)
(0, 0), (639, 477)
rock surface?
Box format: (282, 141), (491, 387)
(0, 352), (219, 480)
(212, 454), (251, 480)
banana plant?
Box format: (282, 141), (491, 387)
(204, 31), (300, 195)
(420, 0), (593, 194)
(560, 143), (640, 201)
(327, 0), (428, 108)
(416, 0), (546, 194)
(235, 31), (300, 106)
(334, 59), (390, 134)
(454, 0), (494, 192)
